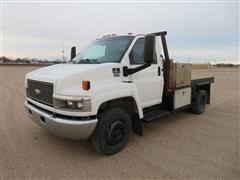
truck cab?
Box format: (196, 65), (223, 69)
(25, 32), (214, 155)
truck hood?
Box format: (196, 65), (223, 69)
(26, 64), (103, 82)
(25, 63), (124, 95)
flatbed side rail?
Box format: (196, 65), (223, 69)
(191, 77), (214, 86)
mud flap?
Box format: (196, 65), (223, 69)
(132, 114), (143, 136)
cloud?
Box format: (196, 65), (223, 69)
(2, 1), (239, 62)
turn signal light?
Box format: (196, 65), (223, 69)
(82, 80), (90, 90)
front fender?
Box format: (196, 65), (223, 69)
(91, 81), (143, 118)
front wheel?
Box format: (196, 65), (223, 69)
(91, 108), (132, 155)
(192, 90), (207, 114)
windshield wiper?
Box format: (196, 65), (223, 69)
(77, 59), (99, 64)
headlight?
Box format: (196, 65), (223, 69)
(66, 100), (84, 109)
(77, 101), (84, 108)
(67, 100), (74, 107)
(53, 96), (91, 112)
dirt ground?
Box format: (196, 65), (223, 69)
(0, 65), (239, 179)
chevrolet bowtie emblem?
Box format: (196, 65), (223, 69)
(34, 88), (41, 95)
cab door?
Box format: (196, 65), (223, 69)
(129, 38), (163, 108)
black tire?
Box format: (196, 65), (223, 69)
(91, 108), (132, 155)
(192, 90), (207, 114)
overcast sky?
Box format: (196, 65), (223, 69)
(1, 1), (239, 63)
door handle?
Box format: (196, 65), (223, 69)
(158, 67), (161, 76)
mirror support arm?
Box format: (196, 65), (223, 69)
(123, 63), (151, 77)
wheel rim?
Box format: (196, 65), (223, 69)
(106, 120), (126, 145)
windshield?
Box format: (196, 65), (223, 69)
(72, 36), (134, 64)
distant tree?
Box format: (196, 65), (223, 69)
(15, 58), (22, 63)
(0, 56), (65, 64)
(0, 56), (8, 60)
(0, 56), (12, 62)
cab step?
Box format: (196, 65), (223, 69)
(143, 108), (171, 122)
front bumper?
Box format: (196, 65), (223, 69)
(24, 101), (98, 139)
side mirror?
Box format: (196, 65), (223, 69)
(144, 34), (156, 64)
(71, 47), (76, 60)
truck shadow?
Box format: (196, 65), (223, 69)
(140, 110), (194, 136)
(42, 110), (196, 158)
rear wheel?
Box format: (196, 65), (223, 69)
(192, 90), (207, 114)
(91, 108), (131, 155)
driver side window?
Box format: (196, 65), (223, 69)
(129, 38), (157, 65)
(129, 38), (145, 65)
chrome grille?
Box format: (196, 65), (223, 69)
(27, 80), (54, 106)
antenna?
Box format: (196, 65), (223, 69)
(62, 50), (65, 63)
(61, 33), (65, 63)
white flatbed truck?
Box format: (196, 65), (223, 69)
(25, 31), (214, 155)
